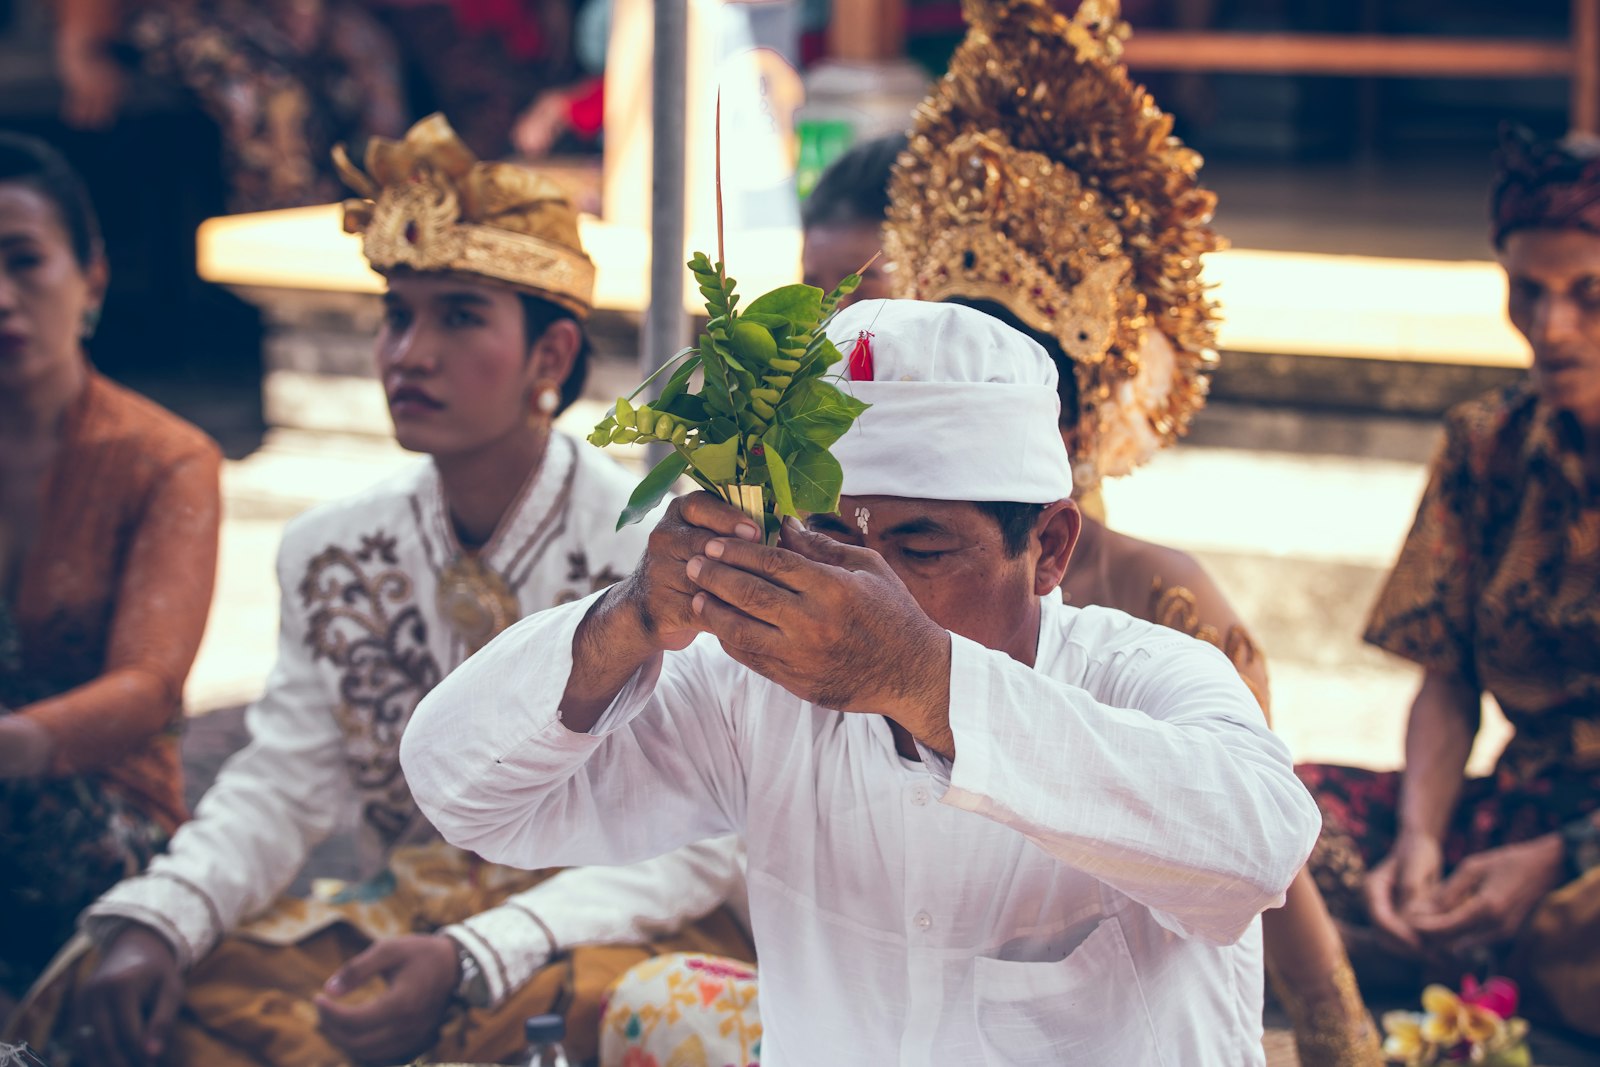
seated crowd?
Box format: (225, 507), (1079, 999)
(2, 1), (1597, 1065)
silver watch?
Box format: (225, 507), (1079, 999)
(452, 942), (491, 1008)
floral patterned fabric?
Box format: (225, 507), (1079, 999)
(600, 953), (762, 1067)
(130, 0), (404, 211)
(0, 600), (168, 1000)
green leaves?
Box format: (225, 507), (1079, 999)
(742, 284), (824, 332)
(778, 378), (869, 449)
(616, 450), (689, 530)
(685, 435), (739, 483)
(762, 436), (795, 519)
(784, 446), (844, 514)
(597, 251), (870, 539)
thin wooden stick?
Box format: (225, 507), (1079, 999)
(715, 89), (726, 279)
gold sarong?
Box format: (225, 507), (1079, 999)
(10, 843), (754, 1065)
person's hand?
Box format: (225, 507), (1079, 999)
(613, 492), (764, 654)
(73, 923), (185, 1067)
(684, 517), (952, 746)
(57, 37), (126, 129)
(1363, 830), (1444, 953)
(512, 89), (572, 159)
(1408, 835), (1566, 955)
(314, 933), (460, 1065)
(0, 714), (55, 779)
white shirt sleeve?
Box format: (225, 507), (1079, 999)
(927, 623), (1320, 947)
(85, 529), (351, 968)
(403, 590), (747, 874)
(441, 836), (746, 1009)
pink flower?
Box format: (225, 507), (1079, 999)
(1460, 976), (1519, 1020)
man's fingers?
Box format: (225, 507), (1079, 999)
(1426, 865), (1481, 915)
(1411, 894), (1494, 939)
(780, 516), (879, 570)
(691, 591), (781, 656)
(1365, 866), (1421, 950)
(83, 992), (135, 1067)
(324, 941), (397, 998)
(674, 492), (763, 542)
(108, 983), (149, 1067)
(144, 971), (185, 1058)
(316, 987), (395, 1041)
(687, 553), (796, 624)
(700, 537), (812, 593)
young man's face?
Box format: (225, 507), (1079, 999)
(1501, 226), (1600, 430)
(805, 494), (1076, 663)
(803, 223), (896, 309)
(375, 273), (539, 457)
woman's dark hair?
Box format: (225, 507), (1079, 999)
(518, 293), (590, 414)
(0, 132), (103, 269)
(802, 132), (909, 231)
(942, 296), (1079, 433)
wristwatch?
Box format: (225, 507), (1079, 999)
(452, 941), (492, 1008)
(1560, 814), (1600, 882)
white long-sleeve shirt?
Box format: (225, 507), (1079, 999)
(403, 588), (1321, 1065)
(87, 435), (745, 1008)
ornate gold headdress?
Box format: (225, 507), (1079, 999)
(885, 0), (1223, 488)
(335, 113), (595, 317)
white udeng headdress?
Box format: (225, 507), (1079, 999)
(828, 300), (1074, 505)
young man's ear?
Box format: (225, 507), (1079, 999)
(1033, 498), (1081, 597)
(528, 317), (582, 386)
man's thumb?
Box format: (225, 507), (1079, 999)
(779, 516), (866, 568)
(323, 940), (393, 997)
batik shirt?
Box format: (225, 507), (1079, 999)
(1366, 383), (1600, 783)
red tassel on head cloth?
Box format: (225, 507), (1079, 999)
(848, 330), (875, 381)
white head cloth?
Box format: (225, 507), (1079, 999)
(827, 299), (1074, 504)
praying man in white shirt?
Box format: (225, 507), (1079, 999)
(402, 299), (1324, 1065)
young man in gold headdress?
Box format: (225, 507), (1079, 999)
(19, 115), (749, 1067)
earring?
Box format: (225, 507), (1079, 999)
(527, 382), (561, 427)
(80, 305), (103, 340)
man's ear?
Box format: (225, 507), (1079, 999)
(527, 317), (581, 387)
(1032, 498), (1080, 597)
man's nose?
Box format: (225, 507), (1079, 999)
(1531, 294), (1582, 350)
(383, 327), (437, 374)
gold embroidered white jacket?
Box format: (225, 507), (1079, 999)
(87, 433), (745, 1007)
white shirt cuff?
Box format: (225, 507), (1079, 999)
(443, 904), (555, 1010)
(84, 871), (225, 970)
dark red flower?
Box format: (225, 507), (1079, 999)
(1460, 975), (1519, 1019)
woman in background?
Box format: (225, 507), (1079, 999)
(0, 131), (221, 1012)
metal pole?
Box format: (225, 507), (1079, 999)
(643, 0), (691, 412)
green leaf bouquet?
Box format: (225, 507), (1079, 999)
(588, 253), (870, 543)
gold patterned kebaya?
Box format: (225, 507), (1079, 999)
(885, 0), (1223, 489)
(336, 113), (595, 317)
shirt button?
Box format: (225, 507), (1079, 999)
(914, 910), (933, 932)
(910, 786), (929, 806)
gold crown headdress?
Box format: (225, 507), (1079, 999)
(335, 114), (595, 317)
(885, 0), (1223, 488)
